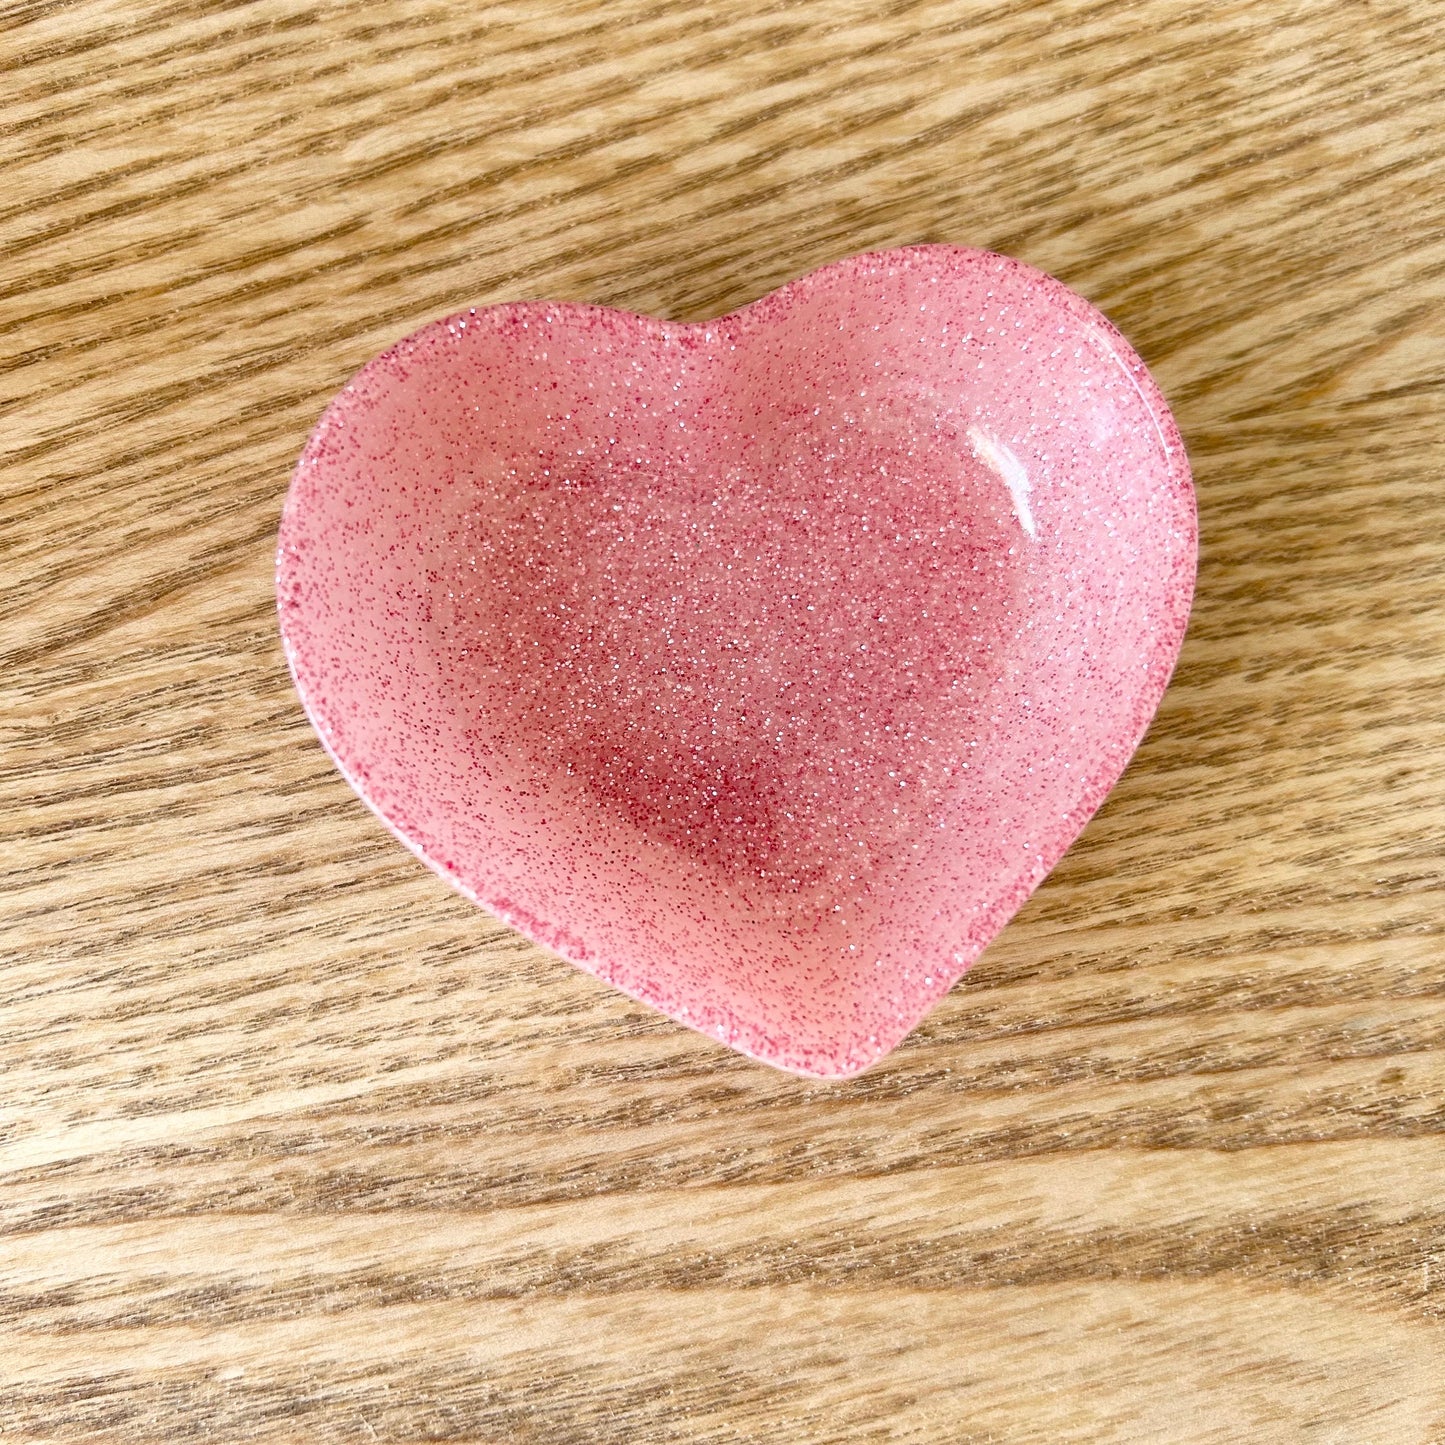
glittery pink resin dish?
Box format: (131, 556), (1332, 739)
(278, 245), (1195, 1078)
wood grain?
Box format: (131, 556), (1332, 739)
(4, 0), (1445, 1439)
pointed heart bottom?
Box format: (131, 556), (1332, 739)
(278, 245), (1196, 1077)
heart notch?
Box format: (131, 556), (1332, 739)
(278, 246), (1195, 1077)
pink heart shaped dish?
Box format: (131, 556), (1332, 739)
(278, 245), (1195, 1077)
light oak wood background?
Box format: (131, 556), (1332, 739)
(4, 0), (1445, 1440)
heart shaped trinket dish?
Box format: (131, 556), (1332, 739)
(277, 245), (1195, 1077)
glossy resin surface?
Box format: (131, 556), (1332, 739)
(277, 246), (1196, 1076)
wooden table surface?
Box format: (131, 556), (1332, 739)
(5, 1), (1445, 1440)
